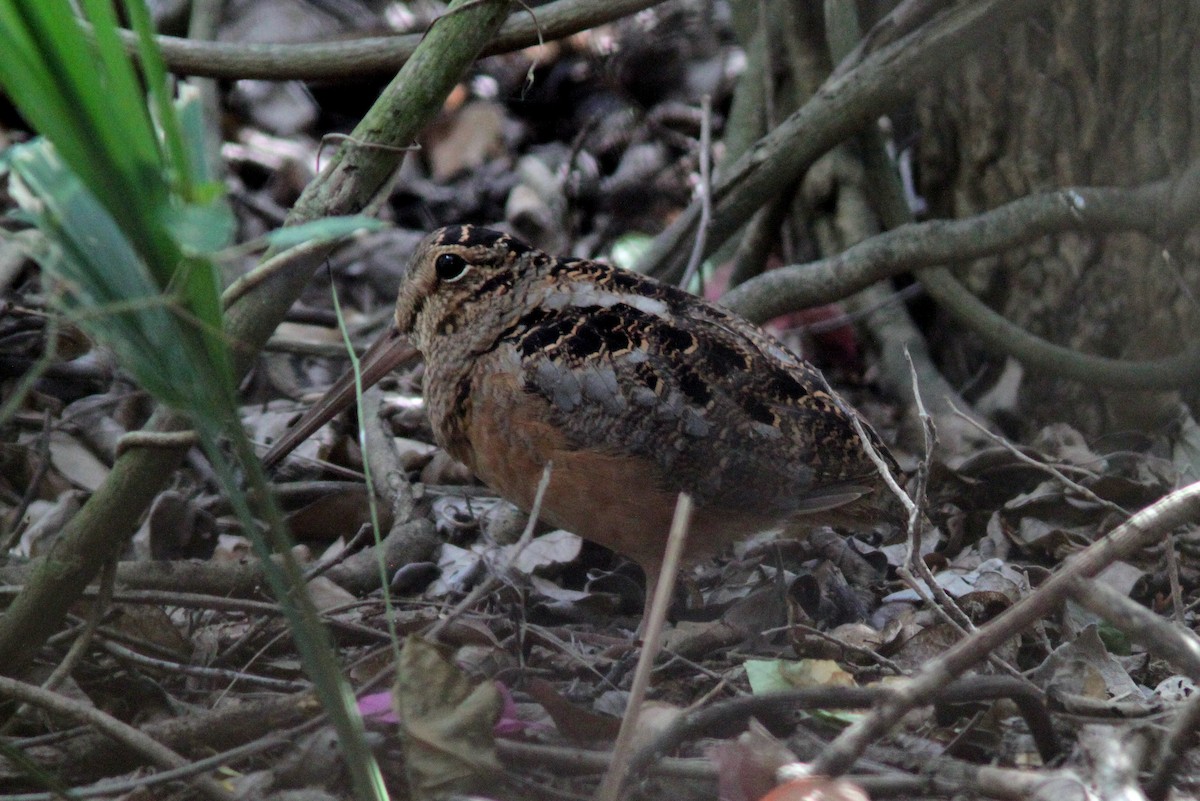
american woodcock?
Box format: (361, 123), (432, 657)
(263, 225), (901, 619)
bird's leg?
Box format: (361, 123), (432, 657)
(635, 561), (666, 641)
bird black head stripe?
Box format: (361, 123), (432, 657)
(433, 225), (531, 256)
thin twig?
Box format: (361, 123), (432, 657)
(948, 400), (1129, 517)
(595, 493), (694, 801)
(810, 479), (1200, 778)
(100, 637), (309, 692)
(679, 95), (713, 292)
(317, 134), (420, 169)
(849, 414), (916, 529)
(426, 462), (554, 642)
(8, 714), (329, 801)
(304, 523), (376, 580)
(623, 675), (1060, 787)
(905, 348), (935, 520)
(0, 558), (118, 736)
(0, 676), (236, 801)
(848, 409), (962, 624)
(1065, 577), (1200, 682)
(887, 355), (983, 641)
(1143, 690), (1200, 801)
(766, 621), (904, 675)
(849, 412), (997, 667)
(222, 234), (344, 309)
(1163, 529), (1186, 624)
(0, 409), (53, 553)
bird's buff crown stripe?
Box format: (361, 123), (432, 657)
(434, 225), (531, 255)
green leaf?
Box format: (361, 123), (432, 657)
(7, 139), (216, 411)
(163, 199), (237, 255)
(0, 6), (389, 798)
(744, 659), (793, 694)
(261, 216), (386, 250)
(744, 658), (855, 693)
(0, 1), (175, 277)
(176, 84), (219, 187)
(80, 0), (160, 166)
(8, 142), (157, 304)
(1097, 623), (1131, 656)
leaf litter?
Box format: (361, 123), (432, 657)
(0, 2), (1198, 800)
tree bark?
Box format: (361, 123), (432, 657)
(915, 0), (1200, 435)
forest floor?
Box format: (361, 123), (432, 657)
(1, 2), (1198, 800)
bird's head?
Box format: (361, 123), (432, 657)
(395, 225), (540, 349)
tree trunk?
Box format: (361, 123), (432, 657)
(915, 0), (1200, 436)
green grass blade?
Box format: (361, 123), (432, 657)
(0, 7), (115, 198)
(119, 0), (193, 198)
(8, 140), (203, 409)
(1, 2), (175, 277)
(77, 0), (161, 169)
(2, 4), (390, 798)
(175, 83), (223, 192)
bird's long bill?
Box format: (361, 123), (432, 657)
(260, 326), (419, 468)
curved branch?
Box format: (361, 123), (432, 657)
(725, 163), (1200, 319)
(0, 0), (513, 676)
(722, 161), (1200, 390)
(129, 0), (665, 80)
(638, 0), (1045, 280)
(918, 268), (1200, 390)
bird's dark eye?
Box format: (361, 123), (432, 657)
(435, 253), (469, 282)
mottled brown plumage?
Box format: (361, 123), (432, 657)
(266, 225), (901, 617)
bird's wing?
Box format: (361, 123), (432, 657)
(500, 287), (885, 518)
